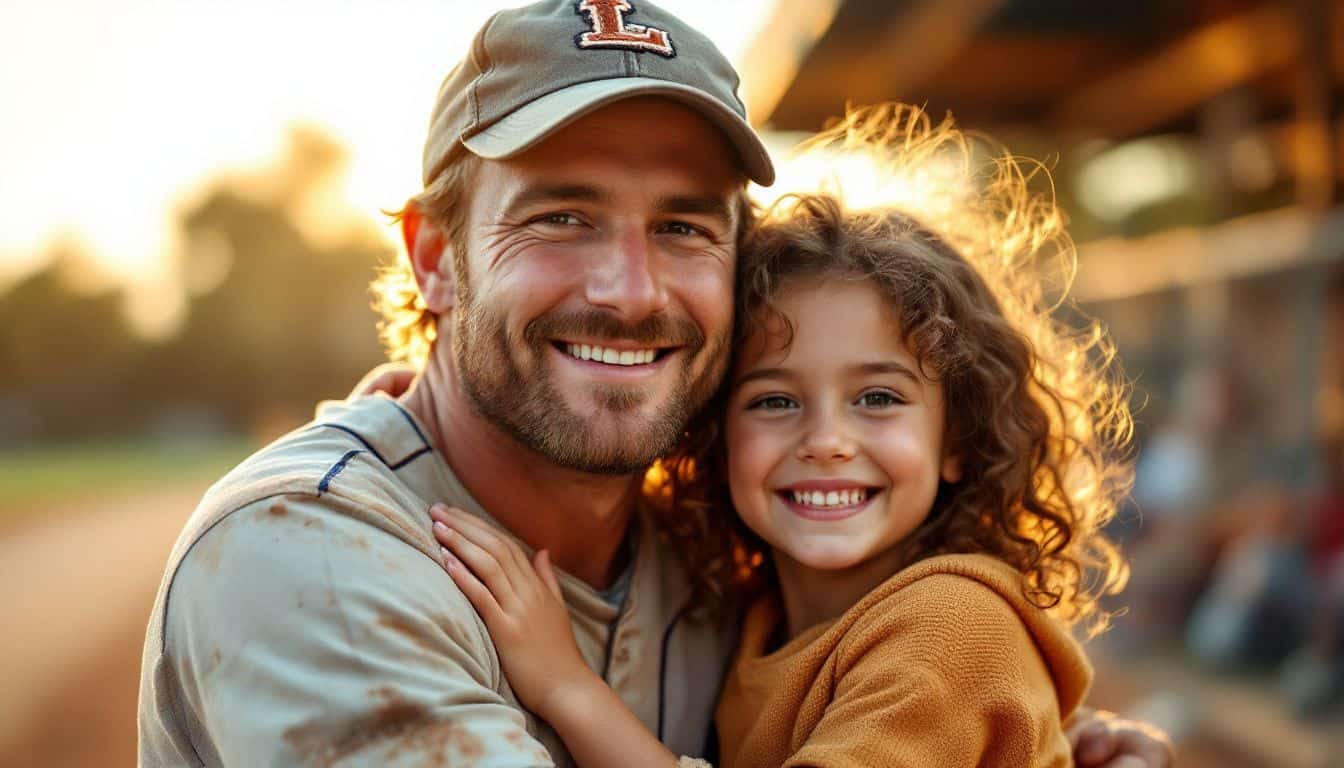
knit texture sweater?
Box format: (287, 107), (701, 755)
(714, 554), (1092, 768)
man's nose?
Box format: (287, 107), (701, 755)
(585, 231), (669, 323)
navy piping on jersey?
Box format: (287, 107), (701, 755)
(388, 400), (433, 448)
(318, 449), (364, 496)
(312, 423), (432, 471)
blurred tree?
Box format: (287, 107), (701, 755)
(0, 126), (394, 444)
(0, 243), (145, 441)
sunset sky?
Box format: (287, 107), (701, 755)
(0, 0), (777, 288)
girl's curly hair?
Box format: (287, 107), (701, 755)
(642, 104), (1132, 635)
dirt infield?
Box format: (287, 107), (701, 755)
(0, 485), (205, 768)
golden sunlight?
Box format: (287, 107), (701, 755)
(0, 0), (778, 337)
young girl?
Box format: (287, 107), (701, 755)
(429, 105), (1132, 768)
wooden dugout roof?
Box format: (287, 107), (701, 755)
(743, 0), (1343, 141)
(742, 0), (1344, 295)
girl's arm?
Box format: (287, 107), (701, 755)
(429, 505), (685, 768)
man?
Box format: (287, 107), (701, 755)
(139, 2), (1172, 766)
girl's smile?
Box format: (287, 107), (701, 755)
(776, 481), (881, 521)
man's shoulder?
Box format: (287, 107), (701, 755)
(144, 395), (487, 667)
(143, 465), (513, 768)
(172, 396), (440, 576)
(212, 395), (432, 503)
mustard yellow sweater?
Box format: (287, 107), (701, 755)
(714, 554), (1092, 768)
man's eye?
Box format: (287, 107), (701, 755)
(856, 390), (902, 408)
(748, 395), (797, 411)
(658, 221), (705, 237)
(532, 213), (582, 226)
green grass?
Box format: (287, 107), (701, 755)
(0, 437), (254, 515)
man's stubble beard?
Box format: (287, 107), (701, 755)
(451, 287), (729, 475)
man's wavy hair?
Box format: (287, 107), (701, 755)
(642, 105), (1132, 635)
(370, 151), (480, 369)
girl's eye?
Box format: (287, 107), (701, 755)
(856, 390), (903, 408)
(747, 394), (797, 412)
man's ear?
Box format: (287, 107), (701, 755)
(403, 204), (456, 314)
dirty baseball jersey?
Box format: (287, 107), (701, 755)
(138, 394), (737, 767)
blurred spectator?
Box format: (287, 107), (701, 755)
(1185, 487), (1310, 669)
(1131, 367), (1221, 517)
(1278, 437), (1344, 716)
(1118, 363), (1237, 649)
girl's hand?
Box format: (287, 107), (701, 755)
(1066, 707), (1174, 768)
(431, 506), (687, 768)
(429, 504), (600, 720)
(348, 362), (416, 399)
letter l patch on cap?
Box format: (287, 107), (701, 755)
(574, 0), (676, 58)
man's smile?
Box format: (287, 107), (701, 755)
(559, 341), (667, 366)
(550, 338), (683, 374)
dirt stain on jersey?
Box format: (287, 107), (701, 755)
(377, 614), (434, 653)
(191, 529), (225, 573)
(204, 648), (224, 676)
(282, 685), (487, 766)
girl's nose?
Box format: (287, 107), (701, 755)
(796, 417), (858, 463)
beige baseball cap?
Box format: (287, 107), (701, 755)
(422, 0), (775, 187)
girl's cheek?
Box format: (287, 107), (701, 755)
(726, 430), (761, 493)
(726, 422), (777, 514)
(868, 416), (918, 456)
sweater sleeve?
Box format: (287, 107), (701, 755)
(783, 574), (1073, 768)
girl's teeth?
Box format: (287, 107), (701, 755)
(564, 344), (658, 366)
(790, 489), (868, 508)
